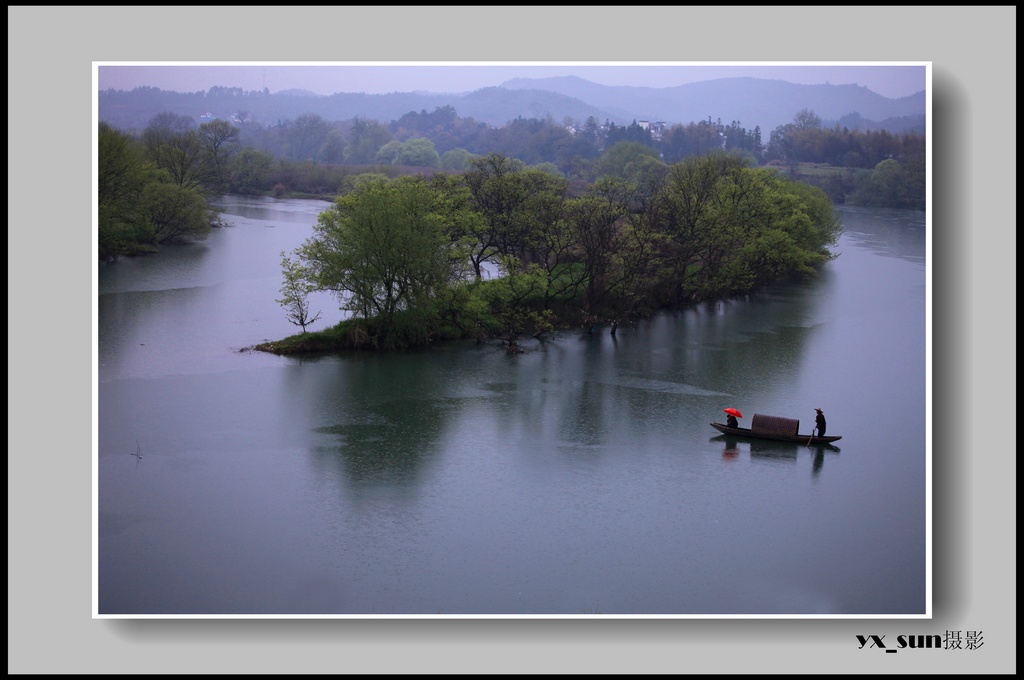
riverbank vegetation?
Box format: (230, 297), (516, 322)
(98, 104), (921, 353)
(98, 104), (923, 261)
(255, 151), (841, 354)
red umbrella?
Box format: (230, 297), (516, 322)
(723, 407), (743, 418)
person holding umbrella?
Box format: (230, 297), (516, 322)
(814, 408), (827, 437)
(724, 407), (742, 429)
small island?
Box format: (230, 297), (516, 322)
(255, 151), (842, 354)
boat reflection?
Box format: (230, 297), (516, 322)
(749, 439), (799, 460)
(711, 435), (841, 468)
(721, 437), (741, 460)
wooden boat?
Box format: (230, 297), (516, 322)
(711, 413), (842, 445)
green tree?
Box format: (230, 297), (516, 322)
(465, 153), (557, 279)
(286, 113), (331, 161)
(595, 141), (661, 180)
(514, 172), (572, 309)
(765, 173), (842, 259)
(396, 138), (441, 168)
(621, 154), (669, 190)
(793, 108), (822, 130)
(339, 172), (393, 196)
(531, 162), (563, 177)
(476, 256), (554, 350)
(661, 120), (723, 163)
(146, 127), (209, 191)
(850, 158), (921, 208)
(605, 200), (664, 325)
(375, 140), (403, 165)
(276, 252), (322, 332)
(141, 182), (212, 244)
(197, 119), (240, 192)
(318, 130), (347, 164)
(424, 172), (486, 268)
(652, 152), (839, 301)
(98, 122), (155, 258)
(295, 177), (465, 347)
(229, 147), (274, 194)
(98, 122), (146, 215)
(440, 148), (474, 171)
(564, 178), (637, 317)
(657, 153), (745, 297)
(141, 112), (196, 154)
(346, 118), (394, 164)
(141, 113), (212, 190)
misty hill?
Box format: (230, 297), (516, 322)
(98, 77), (925, 135)
(98, 86), (624, 132)
(501, 75), (926, 132)
(446, 86), (613, 127)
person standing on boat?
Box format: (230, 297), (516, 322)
(814, 408), (827, 437)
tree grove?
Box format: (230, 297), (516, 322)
(274, 152), (842, 352)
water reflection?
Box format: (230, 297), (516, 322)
(645, 287), (822, 402)
(838, 205), (926, 264)
(210, 194), (335, 223)
(96, 197), (927, 616)
(98, 239), (214, 295)
(812, 449), (825, 477)
(305, 354), (463, 493)
(720, 437), (741, 460)
(98, 286), (205, 378)
(711, 435), (840, 476)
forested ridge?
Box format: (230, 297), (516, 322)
(259, 152), (842, 353)
(98, 103), (922, 255)
(97, 80), (926, 135)
(98, 101), (922, 352)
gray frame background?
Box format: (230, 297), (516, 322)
(9, 5), (1015, 674)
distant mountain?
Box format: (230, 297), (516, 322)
(446, 86), (615, 126)
(500, 75), (926, 132)
(98, 86), (628, 131)
(98, 77), (925, 135)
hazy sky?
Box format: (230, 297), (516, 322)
(96, 62), (927, 99)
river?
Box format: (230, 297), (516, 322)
(96, 196), (928, 616)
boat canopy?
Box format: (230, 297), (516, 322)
(750, 414), (800, 437)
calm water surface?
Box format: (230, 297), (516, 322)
(97, 196), (928, 616)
